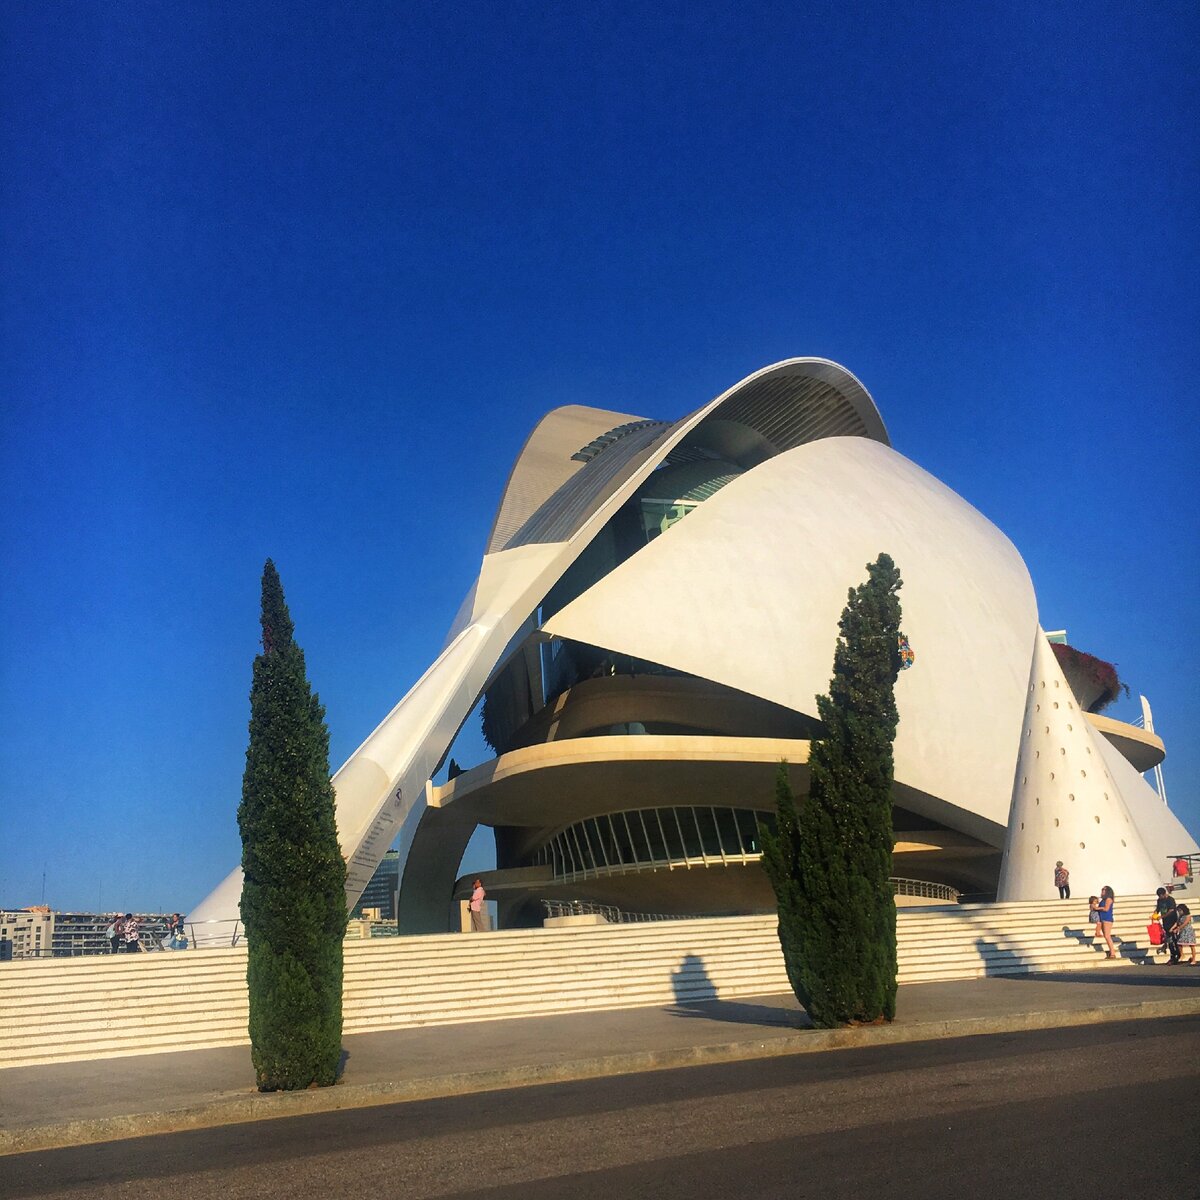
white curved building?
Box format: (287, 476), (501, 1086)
(190, 359), (1198, 933)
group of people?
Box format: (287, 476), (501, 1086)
(1152, 888), (1196, 966)
(103, 913), (188, 954)
(1055, 863), (1195, 964)
(105, 913), (141, 953)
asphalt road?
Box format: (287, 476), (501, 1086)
(4, 1017), (1198, 1200)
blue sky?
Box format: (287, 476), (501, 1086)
(2, 2), (1197, 913)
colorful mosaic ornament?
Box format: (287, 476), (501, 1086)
(898, 634), (915, 670)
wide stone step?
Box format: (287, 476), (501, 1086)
(4, 898), (1179, 1068)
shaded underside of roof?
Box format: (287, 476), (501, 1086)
(704, 367), (887, 451)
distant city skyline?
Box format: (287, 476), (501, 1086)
(2, 1), (1197, 912)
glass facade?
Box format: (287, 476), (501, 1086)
(532, 806), (773, 881)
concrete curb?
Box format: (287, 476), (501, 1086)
(4, 995), (1198, 1157)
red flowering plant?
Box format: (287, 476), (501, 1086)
(1050, 642), (1130, 714)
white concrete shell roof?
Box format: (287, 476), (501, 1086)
(544, 436), (1038, 842)
(188, 357), (1197, 932)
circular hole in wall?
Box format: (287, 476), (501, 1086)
(1040, 682), (1046, 689)
(1036, 797), (1041, 806)
(1020, 822), (1025, 830)
(1079, 842), (1085, 850)
(1053, 702), (1059, 709)
(1036, 845), (1041, 853)
(1045, 726), (1050, 734)
(1060, 748), (1066, 755)
(1121, 839), (1126, 847)
(1067, 702), (1074, 710)
(1067, 724), (1073, 732)
(1035, 751), (1040, 758)
(1086, 748), (1092, 755)
(1103, 792), (1109, 801)
(1036, 704), (1041, 713)
(1054, 818), (1060, 827)
(1054, 680), (1060, 688)
(1094, 816), (1100, 824)
(1068, 793), (1075, 802)
(1049, 772), (1056, 780)
(1080, 770), (1087, 778)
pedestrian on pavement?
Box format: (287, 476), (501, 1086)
(469, 879), (487, 932)
(1054, 861), (1070, 900)
(1096, 886), (1117, 959)
(122, 912), (141, 952)
(105, 914), (123, 955)
(1172, 904), (1195, 965)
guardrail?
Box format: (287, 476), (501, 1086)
(543, 878), (960, 924)
(541, 900), (717, 924)
(891, 878), (960, 902)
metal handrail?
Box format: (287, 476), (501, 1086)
(540, 900), (719, 924)
(185, 919), (243, 948)
(890, 878), (961, 902)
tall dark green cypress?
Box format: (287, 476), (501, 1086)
(238, 560), (347, 1090)
(760, 553), (903, 1028)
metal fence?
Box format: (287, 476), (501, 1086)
(541, 877), (960, 925)
(890, 878), (960, 902)
(540, 900), (716, 924)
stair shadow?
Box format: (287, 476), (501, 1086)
(1059, 924), (1156, 963)
(1008, 967), (1200, 988)
(666, 952), (808, 1029)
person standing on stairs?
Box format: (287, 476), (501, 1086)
(469, 879), (488, 932)
(1054, 861), (1070, 899)
(1096, 886), (1117, 959)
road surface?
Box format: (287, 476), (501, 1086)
(4, 1016), (1197, 1199)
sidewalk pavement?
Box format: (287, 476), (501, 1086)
(3, 967), (1198, 1155)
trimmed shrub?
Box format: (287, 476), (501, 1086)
(761, 553), (903, 1027)
(238, 560), (347, 1090)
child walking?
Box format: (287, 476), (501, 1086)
(1173, 904), (1196, 965)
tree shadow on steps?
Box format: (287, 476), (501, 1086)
(665, 952), (810, 1029)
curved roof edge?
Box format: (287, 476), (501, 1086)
(485, 403), (647, 554)
(501, 358), (888, 552)
(686, 357), (889, 455)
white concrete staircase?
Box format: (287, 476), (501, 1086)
(895, 893), (1164, 983)
(0, 894), (1172, 1068)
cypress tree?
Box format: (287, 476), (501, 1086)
(761, 553), (903, 1028)
(238, 560), (347, 1090)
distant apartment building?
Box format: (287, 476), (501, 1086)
(0, 909), (53, 959)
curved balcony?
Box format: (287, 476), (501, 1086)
(510, 672), (820, 749)
(1085, 712), (1165, 772)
